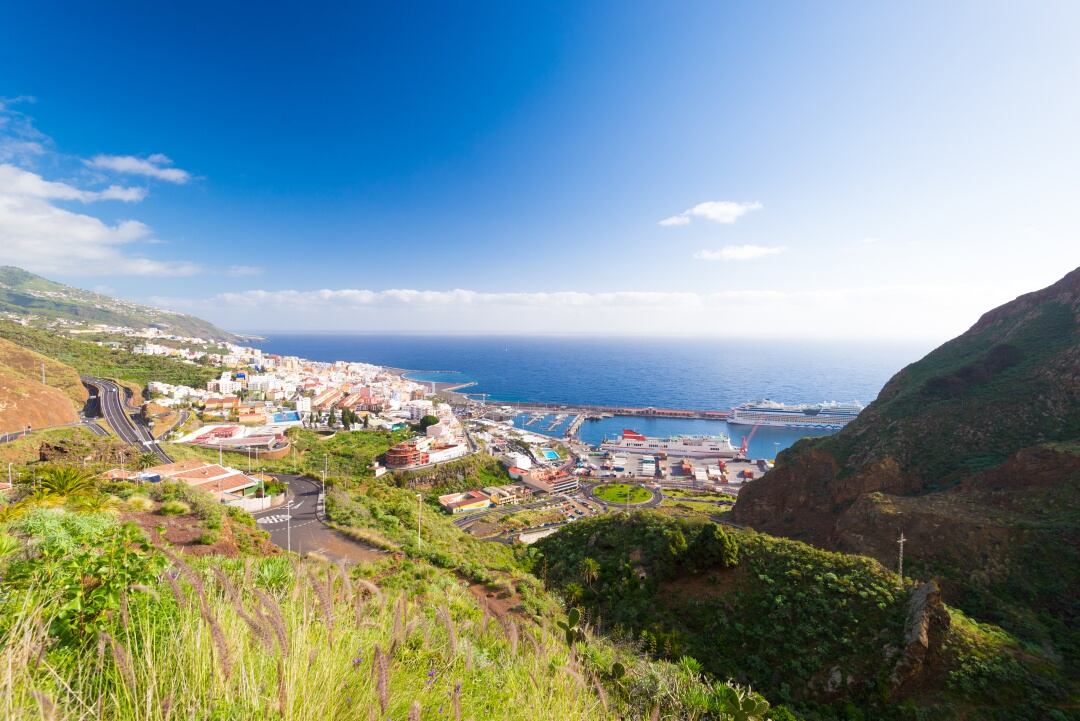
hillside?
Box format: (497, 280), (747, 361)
(734, 267), (1080, 672)
(0, 319), (218, 390)
(535, 512), (1073, 720)
(0, 266), (236, 341)
(0, 460), (784, 721)
(0, 336), (86, 433)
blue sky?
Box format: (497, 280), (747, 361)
(0, 1), (1077, 339)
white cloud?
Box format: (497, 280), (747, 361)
(0, 163), (146, 203)
(150, 282), (1008, 341)
(0, 191), (200, 276)
(0, 107), (201, 277)
(693, 244), (785, 261)
(660, 200), (762, 227)
(86, 154), (191, 184)
(658, 215), (691, 227)
(227, 265), (264, 277)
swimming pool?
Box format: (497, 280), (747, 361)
(541, 448), (559, 461)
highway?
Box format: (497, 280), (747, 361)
(82, 377), (173, 464)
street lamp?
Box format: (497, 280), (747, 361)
(416, 493), (423, 549)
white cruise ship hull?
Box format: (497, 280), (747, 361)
(727, 417), (853, 430)
(600, 440), (738, 458)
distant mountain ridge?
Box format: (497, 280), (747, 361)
(0, 266), (236, 342)
(734, 266), (1080, 669)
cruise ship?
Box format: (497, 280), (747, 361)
(601, 429), (738, 458)
(728, 400), (864, 429)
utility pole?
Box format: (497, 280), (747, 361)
(416, 492), (423, 549)
(7, 462), (12, 486)
(41, 362), (45, 385)
(897, 532), (907, 589)
(218, 440), (223, 466)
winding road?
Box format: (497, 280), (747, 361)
(81, 377), (173, 463)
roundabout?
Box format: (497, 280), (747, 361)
(587, 482), (658, 506)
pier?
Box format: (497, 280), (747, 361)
(460, 396), (730, 421)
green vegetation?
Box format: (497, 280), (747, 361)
(0, 319), (219, 389)
(593, 483), (652, 504)
(165, 426), (413, 477)
(0, 265), (236, 341)
(535, 512), (1072, 720)
(734, 269), (1080, 683)
(389, 453), (511, 494)
(2, 464), (779, 721)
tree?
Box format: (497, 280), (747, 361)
(36, 466), (99, 501)
(419, 414), (440, 430)
(579, 557), (601, 591)
(136, 452), (158, 470)
(327, 408), (337, 428)
(686, 523), (739, 572)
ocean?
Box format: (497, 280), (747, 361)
(250, 334), (930, 457)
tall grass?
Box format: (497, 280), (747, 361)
(0, 554), (611, 721)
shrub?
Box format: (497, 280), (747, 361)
(125, 494), (154, 512)
(158, 499), (190, 516)
(196, 529), (220, 545)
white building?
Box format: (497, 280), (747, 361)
(500, 451), (533, 470)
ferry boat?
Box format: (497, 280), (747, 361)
(728, 399), (863, 429)
(601, 429), (738, 458)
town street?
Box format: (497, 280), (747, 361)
(251, 474), (386, 564)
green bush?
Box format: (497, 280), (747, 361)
(196, 529), (220, 545)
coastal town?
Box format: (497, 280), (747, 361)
(0, 314), (772, 543)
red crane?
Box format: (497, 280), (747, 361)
(738, 423), (760, 459)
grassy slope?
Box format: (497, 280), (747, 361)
(0, 319), (218, 389)
(535, 512), (1072, 720)
(817, 298), (1078, 482)
(1, 471), (778, 721)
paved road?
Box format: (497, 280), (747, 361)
(250, 474), (386, 564)
(82, 377), (172, 463)
(0, 419), (109, 444)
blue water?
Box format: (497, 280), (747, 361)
(272, 411), (301, 423)
(252, 334), (928, 411)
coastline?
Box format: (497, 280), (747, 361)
(389, 367), (477, 404)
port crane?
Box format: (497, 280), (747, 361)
(738, 423), (761, 459)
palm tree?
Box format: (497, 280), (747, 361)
(136, 452), (159, 470)
(67, 493), (121, 514)
(38, 466), (98, 498)
(579, 557), (601, 591)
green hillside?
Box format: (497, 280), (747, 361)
(0, 266), (236, 341)
(0, 319), (218, 389)
(734, 267), (1080, 679)
(535, 512), (1073, 720)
